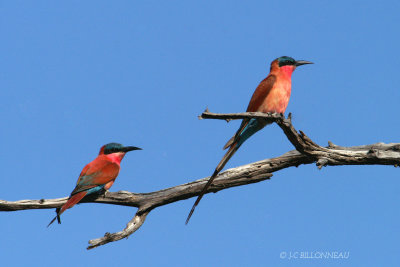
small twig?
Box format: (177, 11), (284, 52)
(199, 111), (283, 121)
(87, 209), (150, 250)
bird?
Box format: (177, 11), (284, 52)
(185, 56), (313, 224)
(47, 143), (142, 227)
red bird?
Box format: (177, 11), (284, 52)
(186, 56), (313, 224)
(48, 143), (141, 227)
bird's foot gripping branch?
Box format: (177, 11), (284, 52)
(1, 111), (400, 249)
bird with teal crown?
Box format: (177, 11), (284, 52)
(186, 56), (313, 224)
(48, 143), (142, 226)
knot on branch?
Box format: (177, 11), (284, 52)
(316, 158), (329, 169)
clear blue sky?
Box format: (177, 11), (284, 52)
(1, 1), (400, 266)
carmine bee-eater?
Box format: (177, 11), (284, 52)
(186, 56), (313, 224)
(48, 143), (142, 227)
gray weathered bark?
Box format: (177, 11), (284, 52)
(1, 111), (399, 250)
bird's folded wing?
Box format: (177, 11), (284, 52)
(70, 158), (119, 195)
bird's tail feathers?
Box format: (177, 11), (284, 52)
(47, 191), (87, 227)
(186, 143), (240, 224)
(223, 135), (235, 150)
(47, 215), (58, 228)
(216, 142), (240, 173)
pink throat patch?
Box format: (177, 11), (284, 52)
(107, 152), (125, 164)
(280, 65), (295, 78)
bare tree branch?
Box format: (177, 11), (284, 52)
(200, 110), (400, 168)
(1, 111), (399, 249)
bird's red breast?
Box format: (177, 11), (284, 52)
(246, 59), (296, 114)
(70, 155), (121, 195)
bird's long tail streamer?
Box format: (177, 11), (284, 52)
(47, 191), (87, 227)
(185, 142), (240, 224)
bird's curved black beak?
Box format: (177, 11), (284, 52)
(121, 146), (142, 152)
(295, 60), (313, 66)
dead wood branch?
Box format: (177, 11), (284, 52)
(1, 111), (399, 249)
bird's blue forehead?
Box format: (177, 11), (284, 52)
(277, 56), (296, 67)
